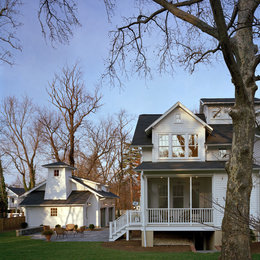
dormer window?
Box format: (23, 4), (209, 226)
(159, 135), (169, 158)
(175, 114), (181, 123)
(54, 170), (59, 177)
(159, 134), (199, 159)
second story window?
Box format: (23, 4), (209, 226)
(175, 114), (181, 123)
(54, 170), (59, 177)
(172, 135), (185, 157)
(159, 135), (169, 158)
(219, 149), (228, 159)
(188, 134), (198, 157)
(159, 134), (199, 159)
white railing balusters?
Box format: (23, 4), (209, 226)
(146, 208), (213, 224)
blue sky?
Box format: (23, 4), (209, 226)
(0, 1), (257, 184)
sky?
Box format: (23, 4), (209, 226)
(0, 1), (258, 184)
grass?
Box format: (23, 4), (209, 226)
(0, 231), (260, 260)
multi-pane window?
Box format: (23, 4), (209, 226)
(172, 135), (185, 157)
(54, 170), (59, 177)
(159, 135), (169, 158)
(159, 134), (199, 159)
(188, 134), (198, 157)
(175, 114), (181, 123)
(219, 149), (228, 159)
(51, 208), (57, 216)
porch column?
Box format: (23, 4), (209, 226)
(141, 171), (147, 247)
(190, 176), (192, 225)
(168, 177), (170, 225)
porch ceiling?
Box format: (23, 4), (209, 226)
(135, 161), (260, 171)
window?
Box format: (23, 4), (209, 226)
(54, 170), (59, 177)
(159, 134), (199, 159)
(219, 149), (228, 159)
(175, 114), (181, 123)
(188, 134), (198, 157)
(172, 135), (185, 157)
(51, 208), (57, 216)
(159, 135), (169, 158)
(11, 198), (14, 203)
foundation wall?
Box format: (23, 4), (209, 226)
(141, 231), (154, 247)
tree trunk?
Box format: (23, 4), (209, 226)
(29, 166), (35, 189)
(221, 96), (255, 259)
(69, 132), (75, 167)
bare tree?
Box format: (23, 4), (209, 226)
(38, 109), (69, 162)
(0, 96), (42, 190)
(47, 63), (102, 167)
(105, 1), (260, 258)
(0, 0), (80, 65)
(77, 118), (118, 183)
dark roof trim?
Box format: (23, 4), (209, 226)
(42, 161), (77, 170)
(135, 161), (260, 172)
(200, 98), (260, 105)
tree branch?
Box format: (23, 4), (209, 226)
(153, 0), (219, 39)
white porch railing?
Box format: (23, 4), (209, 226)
(109, 210), (142, 239)
(147, 208), (213, 224)
(110, 208), (213, 240)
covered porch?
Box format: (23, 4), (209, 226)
(146, 176), (213, 225)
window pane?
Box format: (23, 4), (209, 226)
(188, 134), (198, 145)
(189, 146), (198, 157)
(172, 135), (185, 146)
(159, 147), (169, 158)
(159, 135), (169, 146)
(172, 147), (185, 157)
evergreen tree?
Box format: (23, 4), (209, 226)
(0, 159), (8, 218)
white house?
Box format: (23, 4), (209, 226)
(7, 187), (25, 213)
(109, 98), (260, 250)
(20, 162), (118, 228)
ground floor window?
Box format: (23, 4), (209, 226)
(50, 208), (57, 216)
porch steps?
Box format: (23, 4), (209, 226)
(109, 227), (127, 241)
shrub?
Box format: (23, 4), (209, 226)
(250, 229), (256, 242)
(89, 224), (95, 230)
(55, 224), (61, 228)
(74, 224), (78, 230)
(42, 229), (54, 236)
(20, 222), (28, 229)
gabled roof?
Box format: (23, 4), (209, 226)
(145, 102), (213, 133)
(132, 113), (209, 147)
(135, 161), (260, 171)
(7, 187), (25, 196)
(42, 161), (77, 170)
(20, 191), (91, 206)
(71, 176), (119, 199)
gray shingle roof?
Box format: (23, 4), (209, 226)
(20, 191), (91, 206)
(135, 161), (260, 171)
(200, 98), (260, 104)
(131, 114), (161, 146)
(42, 161), (77, 170)
(72, 177), (119, 199)
(207, 124), (233, 145)
(8, 187), (25, 196)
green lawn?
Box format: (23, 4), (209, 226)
(0, 231), (259, 260)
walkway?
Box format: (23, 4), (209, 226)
(31, 228), (109, 242)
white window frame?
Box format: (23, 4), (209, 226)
(158, 133), (199, 159)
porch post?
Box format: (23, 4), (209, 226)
(141, 171), (147, 247)
(168, 177), (170, 225)
(190, 176), (192, 225)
